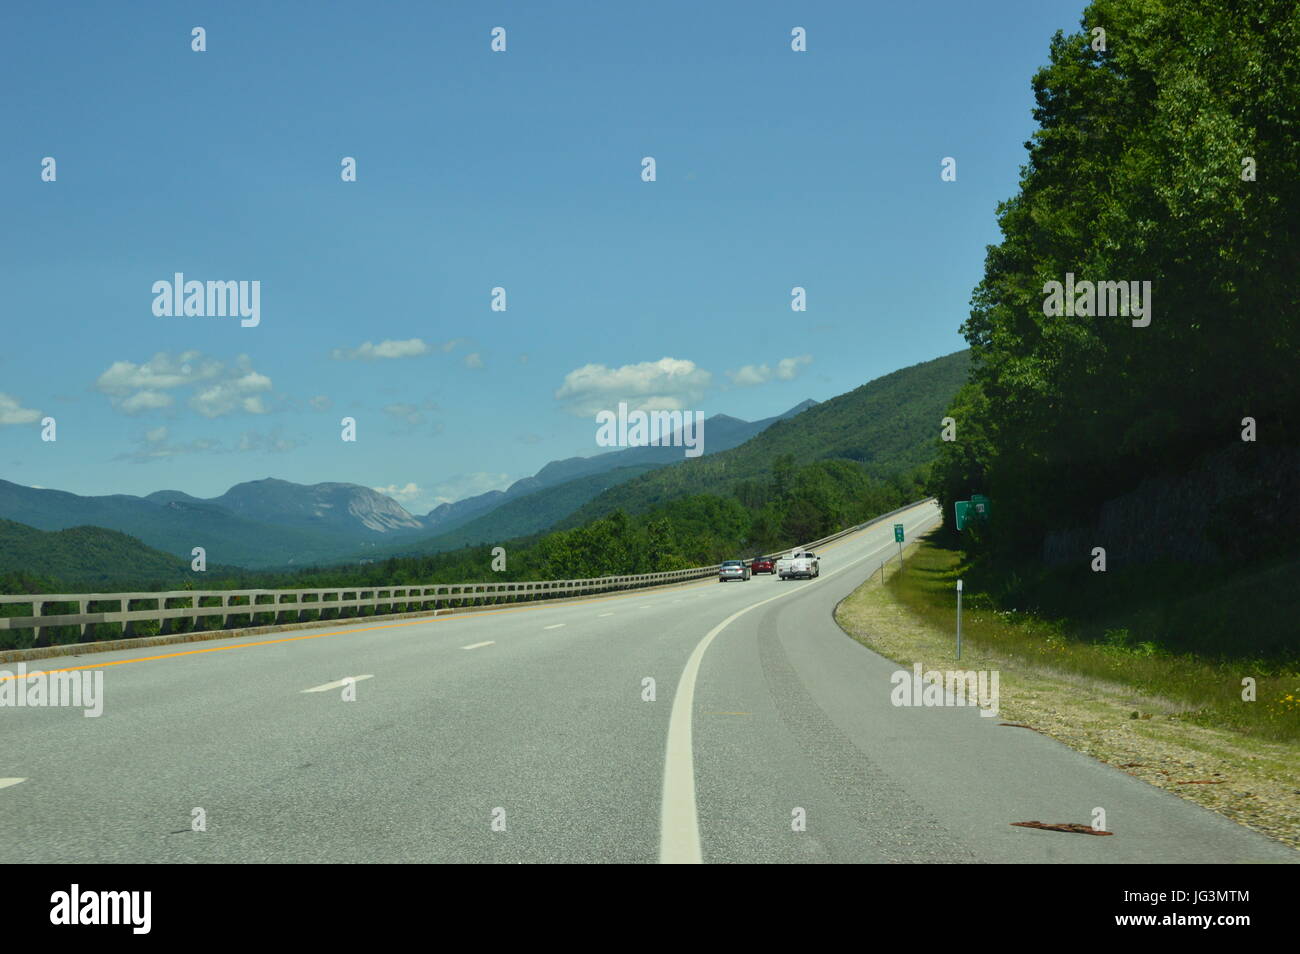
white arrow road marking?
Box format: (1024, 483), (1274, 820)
(462, 641), (495, 650)
(0, 778), (27, 790)
(659, 506), (942, 864)
(301, 674), (374, 693)
(543, 624), (565, 630)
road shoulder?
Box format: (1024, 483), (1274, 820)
(834, 545), (1300, 853)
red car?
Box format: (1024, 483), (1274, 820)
(750, 556), (776, 574)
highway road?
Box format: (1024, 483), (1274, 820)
(1, 499), (1293, 863)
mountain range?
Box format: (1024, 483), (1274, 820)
(557, 349), (971, 527)
(0, 352), (971, 578)
(419, 400), (817, 537)
(0, 400), (816, 569)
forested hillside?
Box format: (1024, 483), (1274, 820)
(930, 0), (1299, 560)
(0, 520), (199, 589)
(195, 456), (912, 592)
(360, 464), (661, 560)
(563, 350), (969, 525)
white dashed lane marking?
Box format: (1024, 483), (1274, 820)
(302, 675), (374, 693)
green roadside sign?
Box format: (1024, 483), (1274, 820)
(955, 500), (972, 530)
(893, 523), (904, 543)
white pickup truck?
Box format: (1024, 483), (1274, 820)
(776, 550), (820, 580)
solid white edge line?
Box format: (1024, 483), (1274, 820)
(0, 778), (27, 790)
(657, 502), (942, 864)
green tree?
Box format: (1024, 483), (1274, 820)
(941, 0), (1300, 553)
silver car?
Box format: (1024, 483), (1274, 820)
(718, 560), (751, 582)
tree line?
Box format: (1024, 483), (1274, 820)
(929, 0), (1299, 559)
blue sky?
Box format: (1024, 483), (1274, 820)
(1, 0), (1089, 515)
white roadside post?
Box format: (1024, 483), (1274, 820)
(956, 579), (963, 660)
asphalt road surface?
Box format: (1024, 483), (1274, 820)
(2, 500), (1294, 863)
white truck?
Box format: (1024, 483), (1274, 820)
(776, 550), (820, 580)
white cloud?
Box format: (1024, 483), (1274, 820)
(331, 337), (476, 363)
(728, 365), (768, 387)
(94, 351), (220, 396)
(0, 392), (42, 425)
(308, 395), (332, 412)
(726, 354), (812, 387)
(464, 352), (484, 369)
(331, 338), (431, 361)
(370, 472), (512, 515)
(776, 355), (812, 379)
(382, 400), (438, 429)
(94, 351), (273, 418)
(145, 426), (168, 443)
(119, 390), (174, 413)
(373, 482), (422, 503)
(383, 403), (420, 424)
(554, 356), (711, 417)
(191, 368), (272, 419)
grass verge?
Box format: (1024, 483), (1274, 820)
(835, 533), (1300, 851)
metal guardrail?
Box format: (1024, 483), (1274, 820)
(0, 569), (715, 646)
(0, 497), (936, 647)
